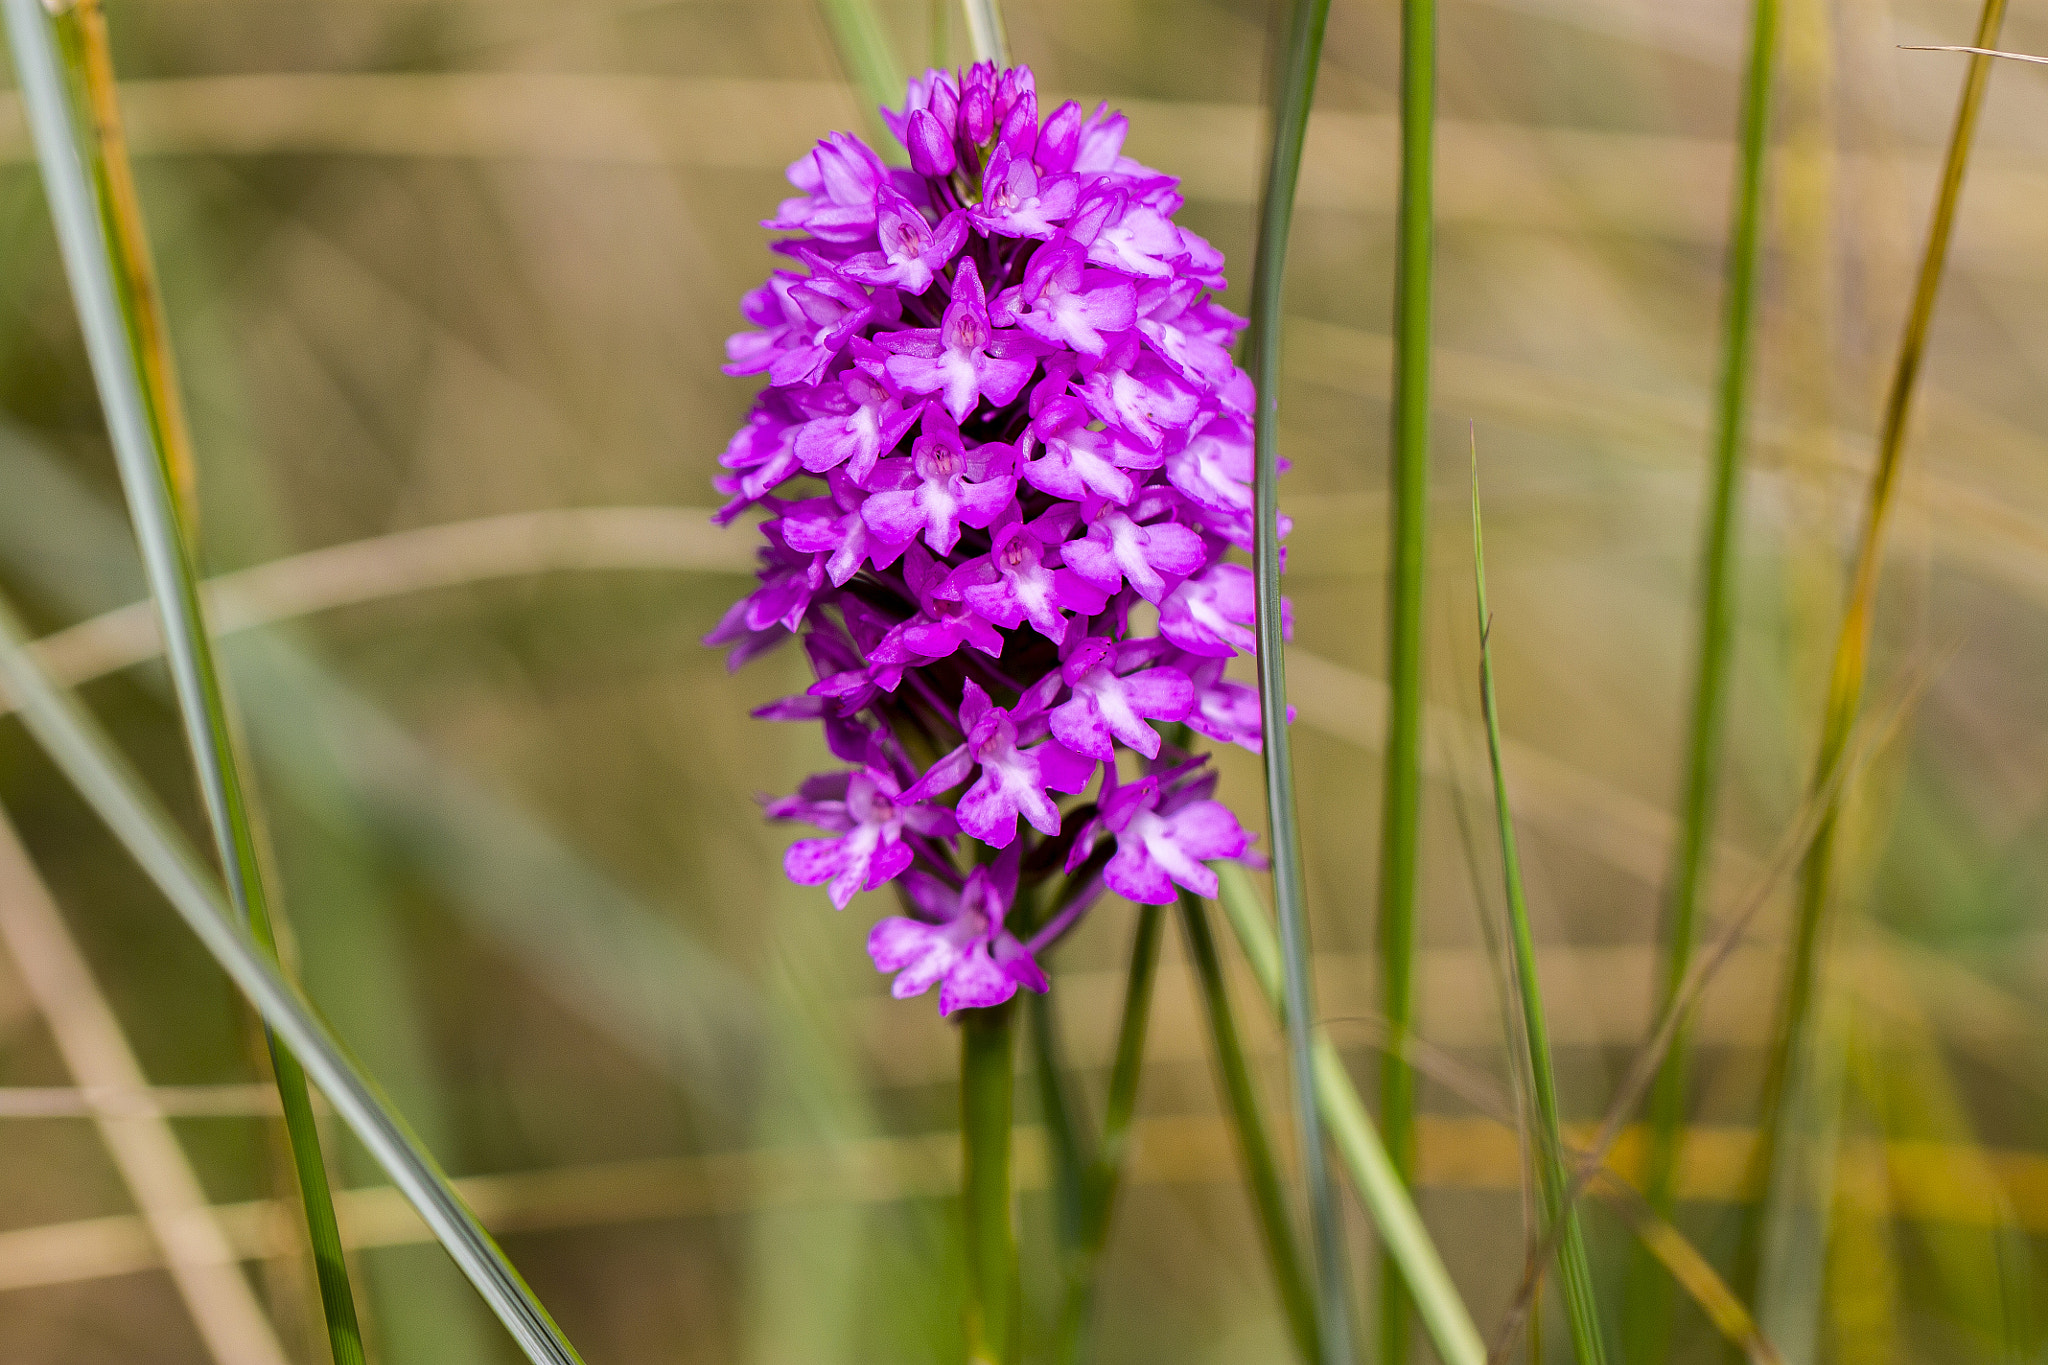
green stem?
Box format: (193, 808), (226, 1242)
(1473, 467), (1608, 1365)
(1178, 893), (1322, 1365)
(1379, 0), (1436, 1358)
(1738, 0), (2007, 1326)
(1245, 0), (1350, 1357)
(1628, 0), (1781, 1356)
(1029, 991), (1091, 1266)
(1213, 866), (1486, 1365)
(1055, 902), (1164, 1365)
(8, 3), (366, 1359)
(962, 1002), (1019, 1365)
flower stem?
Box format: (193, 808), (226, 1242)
(1627, 0), (1780, 1355)
(1054, 901), (1165, 1364)
(1178, 893), (1322, 1364)
(961, 1001), (1019, 1365)
(1472, 458), (1608, 1364)
(1738, 0), (2007, 1326)
(1379, 0), (1436, 1357)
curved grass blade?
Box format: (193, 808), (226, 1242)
(960, 0), (1008, 66)
(812, 0), (908, 157)
(1899, 43), (2046, 64)
(1378, 0), (1437, 1349)
(1740, 0), (2008, 1317)
(1213, 864), (1487, 1365)
(0, 592), (586, 1365)
(1630, 0), (1782, 1353)
(1471, 458), (1606, 1364)
(1244, 0), (1349, 1357)
(1, 1), (366, 1356)
(1176, 893), (1321, 1365)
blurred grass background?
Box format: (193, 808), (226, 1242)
(1, 0), (2046, 1360)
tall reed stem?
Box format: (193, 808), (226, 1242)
(1740, 0), (2007, 1318)
(1472, 463), (1607, 1364)
(1247, 0), (1351, 1358)
(1629, 0), (1781, 1354)
(5, 3), (365, 1359)
(1379, 0), (1436, 1357)
(961, 1002), (1019, 1365)
(1179, 892), (1323, 1364)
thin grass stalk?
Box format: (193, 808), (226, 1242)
(1740, 0), (2007, 1314)
(1177, 892), (1323, 1364)
(960, 0), (1008, 66)
(1378, 0), (1436, 1349)
(1471, 466), (1607, 1364)
(1245, 0), (1350, 1357)
(962, 1002), (1019, 1365)
(811, 0), (908, 158)
(2, 3), (367, 1358)
(1629, 0), (1782, 1354)
(1055, 901), (1165, 1365)
(1213, 865), (1487, 1365)
(0, 591), (585, 1365)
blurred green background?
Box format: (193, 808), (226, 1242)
(1, 0), (2046, 1360)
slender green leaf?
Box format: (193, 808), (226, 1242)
(1213, 864), (1487, 1365)
(1378, 0), (1437, 1355)
(1471, 458), (1607, 1364)
(1, 1), (365, 1356)
(1176, 893), (1320, 1364)
(1630, 0), (1781, 1354)
(0, 590), (586, 1365)
(1742, 0), (2007, 1322)
(812, 0), (908, 157)
(1244, 0), (1349, 1357)
(960, 0), (1007, 65)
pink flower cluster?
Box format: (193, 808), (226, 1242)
(709, 63), (1287, 1015)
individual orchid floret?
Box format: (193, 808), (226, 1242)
(843, 190), (969, 294)
(1049, 638), (1194, 761)
(1177, 653), (1271, 753)
(860, 408), (1018, 556)
(945, 508), (1108, 644)
(792, 357), (923, 483)
(767, 132), (890, 242)
(1087, 769), (1252, 904)
(905, 680), (1095, 847)
(1160, 563), (1265, 657)
(867, 848), (1048, 1014)
(1022, 396), (1159, 506)
(880, 257), (1040, 421)
(1008, 241), (1137, 358)
(971, 143), (1079, 240)
(1059, 495), (1206, 602)
(770, 766), (958, 909)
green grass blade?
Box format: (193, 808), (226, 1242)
(1379, 0), (1437, 1357)
(1, 2), (365, 1356)
(1245, 0), (1350, 1357)
(1213, 864), (1486, 1365)
(1741, 0), (2008, 1321)
(961, 1002), (1019, 1365)
(1629, 0), (1782, 1354)
(960, 0), (1008, 65)
(1471, 463), (1607, 1364)
(1056, 901), (1165, 1365)
(1177, 893), (1322, 1365)
(0, 591), (586, 1365)
(812, 0), (908, 157)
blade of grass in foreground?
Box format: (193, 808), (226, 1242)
(0, 591), (586, 1365)
(1630, 0), (1781, 1354)
(960, 0), (1008, 66)
(1213, 864), (1487, 1365)
(812, 0), (908, 157)
(1, 1), (365, 1357)
(1741, 0), (2007, 1318)
(1470, 459), (1606, 1364)
(1378, 0), (1436, 1357)
(1245, 0), (1350, 1357)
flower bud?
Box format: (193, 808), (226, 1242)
(906, 108), (957, 177)
(997, 91), (1038, 161)
(1036, 100), (1082, 173)
(927, 75), (958, 136)
(959, 63), (996, 143)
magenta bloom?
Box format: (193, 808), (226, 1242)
(711, 63), (1290, 1013)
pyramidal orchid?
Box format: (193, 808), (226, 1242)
(709, 63), (1288, 1016)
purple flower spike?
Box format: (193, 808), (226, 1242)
(881, 257), (1039, 421)
(867, 849), (1048, 1014)
(710, 63), (1294, 1012)
(1049, 639), (1194, 761)
(1096, 773), (1251, 904)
